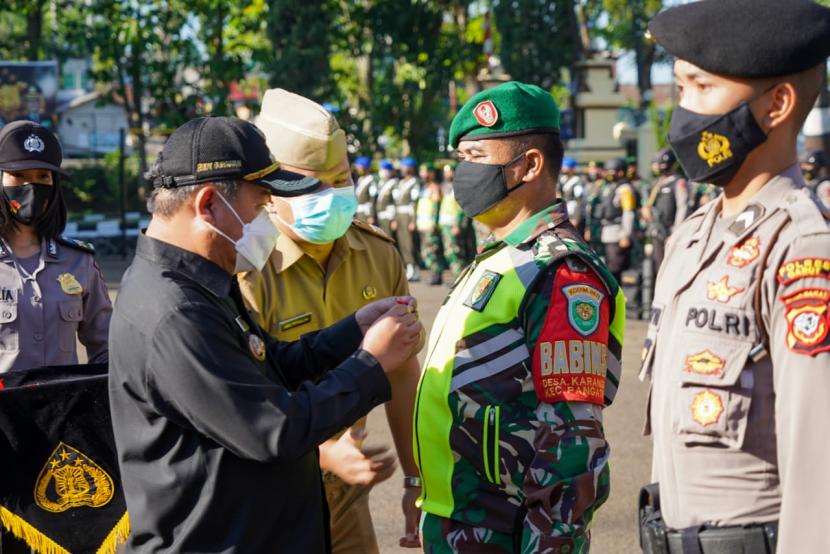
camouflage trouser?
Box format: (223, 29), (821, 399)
(420, 230), (444, 273)
(441, 226), (465, 276)
(421, 513), (515, 554)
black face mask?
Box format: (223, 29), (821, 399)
(3, 183), (53, 225)
(668, 102), (767, 187)
(453, 152), (528, 217)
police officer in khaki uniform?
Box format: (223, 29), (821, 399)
(242, 88), (423, 553)
(639, 2), (830, 552)
(374, 160), (398, 239)
(394, 157), (421, 282)
(353, 156), (378, 224)
(0, 121), (111, 374)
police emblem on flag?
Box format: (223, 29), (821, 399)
(563, 284), (604, 337)
(35, 442), (114, 513)
(0, 364), (130, 554)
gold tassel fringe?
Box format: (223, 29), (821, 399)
(96, 511), (131, 554)
(0, 505), (69, 554)
(0, 505), (130, 554)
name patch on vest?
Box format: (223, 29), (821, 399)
(532, 263), (610, 406)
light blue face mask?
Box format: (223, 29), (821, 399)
(281, 186), (358, 244)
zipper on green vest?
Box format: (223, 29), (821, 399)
(482, 405), (501, 485)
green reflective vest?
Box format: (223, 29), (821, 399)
(413, 223), (625, 527)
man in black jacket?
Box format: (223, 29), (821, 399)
(108, 117), (423, 553)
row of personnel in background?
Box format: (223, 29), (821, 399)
(353, 158), (480, 286)
(559, 147), (830, 282)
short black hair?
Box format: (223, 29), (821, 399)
(0, 174), (67, 240)
(147, 180), (242, 218)
(507, 132), (564, 179)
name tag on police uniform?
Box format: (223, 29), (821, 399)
(279, 312), (312, 332)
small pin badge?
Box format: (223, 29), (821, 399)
(248, 334), (266, 361)
(362, 285), (377, 300)
(57, 273), (83, 295)
(23, 134), (45, 153)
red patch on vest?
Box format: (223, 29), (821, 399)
(531, 263), (610, 405)
(473, 101), (499, 127)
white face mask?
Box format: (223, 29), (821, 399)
(200, 192), (279, 274)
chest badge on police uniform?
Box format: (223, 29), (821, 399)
(248, 333), (266, 362)
(706, 276), (744, 304)
(464, 271), (502, 312)
(362, 285), (377, 300)
(35, 442), (115, 513)
(691, 389), (724, 427)
(685, 350), (726, 376)
(563, 284), (605, 337)
(279, 312), (312, 332)
(57, 273), (83, 295)
(726, 236), (760, 268)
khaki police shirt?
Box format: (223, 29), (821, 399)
(0, 237), (111, 373)
(641, 166), (830, 552)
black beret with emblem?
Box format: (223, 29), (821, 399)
(0, 120), (68, 177)
(649, 0), (830, 78)
(151, 116), (320, 196)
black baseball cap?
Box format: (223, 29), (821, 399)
(152, 117), (321, 196)
(0, 120), (69, 177)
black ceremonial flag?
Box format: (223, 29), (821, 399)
(0, 363), (129, 554)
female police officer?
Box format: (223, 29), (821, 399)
(0, 120), (111, 374)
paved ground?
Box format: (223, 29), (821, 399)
(98, 260), (651, 553)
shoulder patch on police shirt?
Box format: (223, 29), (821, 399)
(56, 236), (96, 255)
(532, 262), (610, 405)
(777, 258), (830, 285)
(351, 218), (394, 243)
(781, 288), (830, 356)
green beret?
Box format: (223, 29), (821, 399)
(449, 81), (560, 148)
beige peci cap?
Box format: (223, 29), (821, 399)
(256, 88), (347, 173)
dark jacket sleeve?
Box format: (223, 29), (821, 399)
(147, 303), (390, 463)
(265, 314), (364, 389)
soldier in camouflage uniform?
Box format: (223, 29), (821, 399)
(417, 162), (445, 285)
(414, 82), (625, 553)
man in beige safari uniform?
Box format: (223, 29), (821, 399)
(639, 1), (830, 553)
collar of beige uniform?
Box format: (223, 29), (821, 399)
(270, 223), (367, 273)
(687, 164), (804, 248)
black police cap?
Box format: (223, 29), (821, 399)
(649, 0), (830, 78)
(0, 120), (68, 177)
(153, 117), (320, 196)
